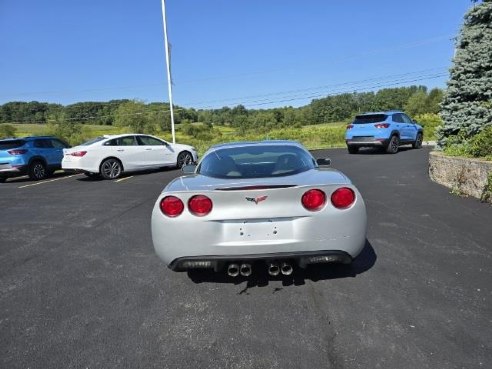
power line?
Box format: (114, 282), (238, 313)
(0, 34), (454, 101)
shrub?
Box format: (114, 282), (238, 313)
(444, 125), (492, 160)
(0, 124), (17, 138)
(415, 113), (442, 141)
(468, 125), (492, 158)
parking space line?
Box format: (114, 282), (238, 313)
(18, 174), (81, 189)
(115, 176), (134, 183)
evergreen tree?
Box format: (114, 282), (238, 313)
(437, 0), (492, 147)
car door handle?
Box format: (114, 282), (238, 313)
(117, 149), (124, 152)
(145, 148), (152, 151)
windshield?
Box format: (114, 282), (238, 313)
(197, 144), (316, 179)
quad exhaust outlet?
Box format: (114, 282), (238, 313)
(240, 263), (252, 277)
(268, 262), (280, 276)
(227, 263), (240, 277)
(227, 261), (293, 277)
(280, 261), (293, 276)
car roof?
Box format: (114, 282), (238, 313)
(0, 135), (55, 142)
(357, 110), (403, 116)
(101, 133), (155, 139)
(210, 140), (303, 151)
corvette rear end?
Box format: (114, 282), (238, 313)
(151, 141), (367, 276)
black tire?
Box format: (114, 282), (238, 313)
(386, 135), (399, 154)
(28, 161), (48, 180)
(0, 177), (6, 183)
(347, 146), (359, 154)
(100, 158), (123, 180)
(413, 133), (423, 149)
(176, 151), (193, 168)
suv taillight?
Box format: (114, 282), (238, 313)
(346, 124), (354, 130)
(374, 123), (390, 128)
(7, 149), (27, 155)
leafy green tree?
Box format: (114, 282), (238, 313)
(438, 0), (492, 147)
(114, 100), (156, 134)
(405, 91), (428, 116)
(426, 88), (444, 114)
(0, 124), (17, 138)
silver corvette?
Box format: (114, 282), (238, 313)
(151, 140), (367, 277)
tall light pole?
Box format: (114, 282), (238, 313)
(160, 0), (176, 143)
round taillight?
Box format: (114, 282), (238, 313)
(301, 189), (326, 211)
(160, 196), (184, 217)
(188, 195), (213, 216)
(331, 187), (356, 209)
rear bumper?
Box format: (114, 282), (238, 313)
(0, 164), (27, 178)
(62, 159), (99, 173)
(170, 250), (352, 271)
(346, 138), (389, 147)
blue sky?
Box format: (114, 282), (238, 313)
(0, 0), (472, 109)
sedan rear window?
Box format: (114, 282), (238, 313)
(80, 137), (106, 146)
(0, 140), (26, 150)
(353, 114), (388, 124)
(198, 145), (315, 179)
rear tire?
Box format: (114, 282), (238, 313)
(100, 158), (123, 180)
(0, 177), (6, 183)
(386, 135), (399, 154)
(347, 146), (359, 154)
(413, 133), (423, 149)
(28, 161), (48, 180)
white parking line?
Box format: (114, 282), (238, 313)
(115, 176), (134, 183)
(18, 174), (81, 189)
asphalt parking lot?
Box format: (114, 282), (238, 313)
(1, 147), (491, 369)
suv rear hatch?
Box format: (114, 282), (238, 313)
(0, 139), (27, 161)
(349, 114), (388, 139)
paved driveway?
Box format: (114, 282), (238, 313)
(0, 147), (490, 369)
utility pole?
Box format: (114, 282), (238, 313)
(160, 0), (176, 143)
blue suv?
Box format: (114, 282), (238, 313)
(345, 111), (423, 154)
(0, 136), (69, 182)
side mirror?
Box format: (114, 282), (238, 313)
(181, 164), (197, 174)
(316, 158), (331, 166)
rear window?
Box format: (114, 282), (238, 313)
(80, 137), (106, 146)
(198, 145), (315, 179)
(0, 140), (26, 150)
(353, 114), (388, 124)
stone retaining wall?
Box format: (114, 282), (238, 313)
(429, 151), (492, 203)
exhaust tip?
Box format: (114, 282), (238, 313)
(281, 262), (293, 276)
(227, 263), (240, 277)
(268, 262), (280, 276)
(240, 263), (252, 277)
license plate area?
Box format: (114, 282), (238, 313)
(222, 218), (293, 242)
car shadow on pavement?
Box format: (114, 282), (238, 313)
(187, 239), (377, 288)
(76, 167), (177, 181)
(354, 147), (413, 155)
(1, 170), (73, 184)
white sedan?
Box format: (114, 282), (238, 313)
(62, 134), (198, 179)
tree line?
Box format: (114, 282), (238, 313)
(0, 85), (443, 134)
